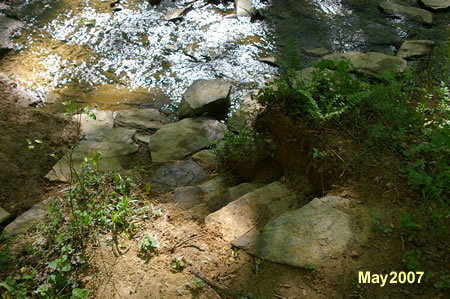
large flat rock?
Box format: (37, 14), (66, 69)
(379, 1), (433, 25)
(177, 79), (231, 120)
(74, 110), (114, 135)
(148, 118), (226, 163)
(207, 182), (259, 213)
(232, 196), (355, 268)
(3, 203), (47, 236)
(419, 0), (450, 11)
(205, 182), (299, 242)
(150, 160), (208, 191)
(45, 142), (139, 182)
(115, 108), (167, 131)
(322, 52), (407, 77)
(397, 40), (435, 59)
(82, 127), (136, 144)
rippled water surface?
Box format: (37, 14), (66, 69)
(1, 0), (448, 110)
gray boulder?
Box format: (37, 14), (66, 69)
(45, 142), (139, 182)
(205, 182), (299, 242)
(379, 1), (433, 25)
(115, 108), (167, 131)
(322, 52), (407, 77)
(177, 79), (231, 120)
(232, 196), (355, 268)
(397, 40), (435, 59)
(148, 117), (226, 163)
(174, 186), (205, 209)
(419, 0), (450, 11)
(0, 206), (11, 225)
(3, 203), (47, 236)
(150, 160), (208, 191)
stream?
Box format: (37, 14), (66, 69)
(0, 0), (448, 112)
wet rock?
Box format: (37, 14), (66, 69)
(82, 127), (136, 144)
(304, 47), (330, 57)
(74, 110), (114, 134)
(150, 160), (208, 191)
(419, 0), (450, 11)
(191, 150), (219, 170)
(235, 0), (254, 16)
(45, 142), (139, 182)
(379, 1), (433, 25)
(0, 206), (11, 225)
(322, 52), (407, 77)
(177, 79), (231, 120)
(232, 196), (355, 268)
(115, 108), (167, 131)
(397, 40), (435, 59)
(207, 182), (259, 213)
(0, 16), (23, 55)
(149, 117), (226, 162)
(259, 56), (278, 66)
(3, 203), (47, 236)
(205, 182), (299, 242)
(165, 6), (193, 21)
(175, 186), (204, 209)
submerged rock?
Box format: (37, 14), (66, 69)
(3, 203), (47, 236)
(148, 117), (226, 162)
(322, 52), (407, 77)
(115, 108), (167, 131)
(232, 196), (355, 268)
(150, 160), (208, 191)
(379, 1), (433, 25)
(397, 40), (435, 59)
(177, 79), (231, 120)
(205, 182), (299, 242)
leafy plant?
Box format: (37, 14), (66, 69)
(434, 273), (450, 292)
(402, 250), (420, 271)
(138, 235), (160, 254)
(368, 209), (392, 234)
(399, 214), (421, 238)
(171, 258), (186, 272)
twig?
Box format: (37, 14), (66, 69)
(329, 148), (346, 163)
(273, 294), (287, 299)
(400, 235), (405, 251)
(190, 267), (240, 298)
(180, 244), (205, 251)
(171, 233), (204, 253)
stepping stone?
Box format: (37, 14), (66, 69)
(148, 117), (226, 163)
(3, 203), (47, 236)
(232, 196), (356, 268)
(419, 0), (450, 11)
(115, 108), (167, 131)
(45, 142), (139, 182)
(205, 182), (299, 242)
(397, 40), (435, 59)
(322, 51), (407, 77)
(150, 160), (208, 191)
(74, 110), (114, 134)
(207, 182), (259, 213)
(82, 127), (136, 144)
(379, 1), (433, 25)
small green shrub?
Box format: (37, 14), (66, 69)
(138, 235), (160, 254)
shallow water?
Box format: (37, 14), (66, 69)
(0, 0), (448, 111)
